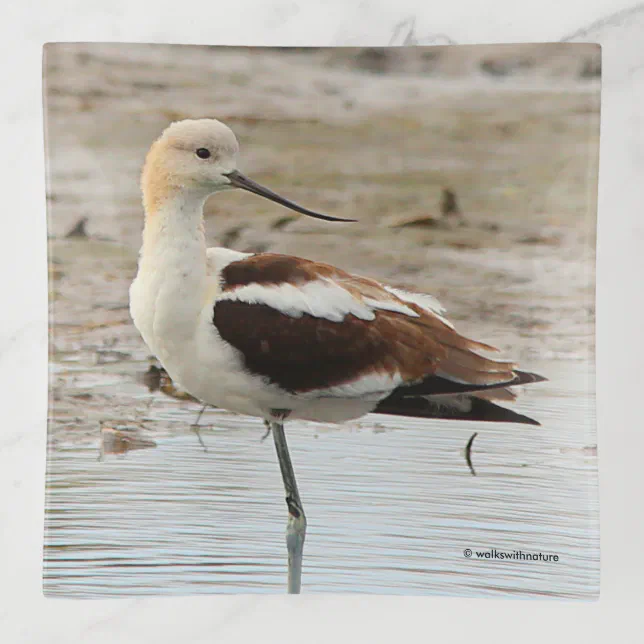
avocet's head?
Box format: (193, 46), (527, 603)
(142, 118), (351, 222)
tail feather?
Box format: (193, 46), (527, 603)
(374, 394), (541, 426)
(387, 369), (546, 399)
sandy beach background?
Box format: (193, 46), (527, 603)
(45, 43), (599, 369)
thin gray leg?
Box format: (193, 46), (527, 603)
(270, 421), (306, 594)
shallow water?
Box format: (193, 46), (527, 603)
(44, 360), (598, 598)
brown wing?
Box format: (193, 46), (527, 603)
(214, 253), (533, 395)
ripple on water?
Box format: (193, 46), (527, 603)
(44, 361), (599, 598)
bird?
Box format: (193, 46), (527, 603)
(129, 118), (545, 593)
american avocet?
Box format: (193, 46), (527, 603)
(129, 118), (545, 593)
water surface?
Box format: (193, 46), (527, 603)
(44, 361), (598, 598)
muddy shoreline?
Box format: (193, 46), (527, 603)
(45, 44), (598, 444)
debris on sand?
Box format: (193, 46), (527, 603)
(99, 425), (157, 456)
(385, 188), (465, 230)
(65, 216), (89, 238)
(354, 48), (392, 75)
(440, 188), (466, 225)
(384, 213), (444, 229)
(95, 349), (131, 365)
(270, 214), (298, 230)
(480, 56), (535, 77)
(220, 224), (246, 248)
(579, 55), (601, 79)
(517, 230), (563, 246)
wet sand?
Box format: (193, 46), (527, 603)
(46, 44), (598, 443)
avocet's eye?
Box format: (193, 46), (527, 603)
(196, 148), (211, 159)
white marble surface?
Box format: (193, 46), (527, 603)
(1, 0), (643, 642)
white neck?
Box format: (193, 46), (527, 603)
(131, 190), (219, 365)
(136, 192), (211, 338)
(140, 192), (208, 268)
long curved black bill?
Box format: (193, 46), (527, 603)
(225, 170), (355, 222)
